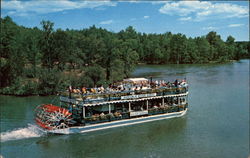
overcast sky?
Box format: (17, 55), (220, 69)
(1, 0), (249, 41)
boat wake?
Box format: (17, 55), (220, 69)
(0, 124), (46, 142)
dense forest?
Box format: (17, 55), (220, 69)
(1, 16), (249, 96)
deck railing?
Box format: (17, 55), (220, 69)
(60, 86), (188, 104)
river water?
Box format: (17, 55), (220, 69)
(0, 60), (249, 158)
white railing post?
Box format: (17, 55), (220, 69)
(146, 100), (149, 110)
(83, 106), (85, 118)
(109, 104), (111, 114)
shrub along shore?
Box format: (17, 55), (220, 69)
(1, 16), (249, 96)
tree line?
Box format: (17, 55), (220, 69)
(0, 16), (249, 96)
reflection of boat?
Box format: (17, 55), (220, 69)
(35, 78), (188, 134)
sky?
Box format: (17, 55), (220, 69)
(1, 0), (249, 41)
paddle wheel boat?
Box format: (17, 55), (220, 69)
(35, 78), (188, 134)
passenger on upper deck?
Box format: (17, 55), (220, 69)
(67, 78), (187, 95)
(174, 79), (179, 87)
(81, 87), (87, 94)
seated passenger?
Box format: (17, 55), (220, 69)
(73, 89), (78, 93)
(100, 86), (105, 92)
(82, 87), (86, 94)
(91, 88), (95, 93)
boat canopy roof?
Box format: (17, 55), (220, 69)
(123, 78), (148, 83)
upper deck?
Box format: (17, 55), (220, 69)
(59, 78), (188, 106)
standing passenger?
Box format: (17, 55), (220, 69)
(174, 79), (178, 87)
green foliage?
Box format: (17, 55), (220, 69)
(37, 68), (64, 95)
(195, 37), (210, 63)
(40, 20), (55, 70)
(79, 76), (94, 88)
(0, 16), (249, 96)
(84, 65), (106, 86)
(0, 77), (38, 96)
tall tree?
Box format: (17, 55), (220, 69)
(170, 34), (186, 64)
(40, 20), (55, 70)
(25, 28), (41, 77)
(0, 16), (24, 87)
(195, 37), (210, 63)
(226, 35), (236, 60)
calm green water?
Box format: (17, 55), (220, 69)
(1, 60), (249, 158)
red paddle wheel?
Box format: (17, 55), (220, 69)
(35, 104), (72, 130)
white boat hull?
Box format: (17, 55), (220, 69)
(49, 109), (188, 134)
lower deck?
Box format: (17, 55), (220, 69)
(50, 108), (188, 134)
(61, 94), (188, 126)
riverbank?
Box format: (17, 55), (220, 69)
(1, 59), (247, 97)
(138, 59), (239, 65)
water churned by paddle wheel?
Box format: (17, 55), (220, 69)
(35, 104), (72, 130)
